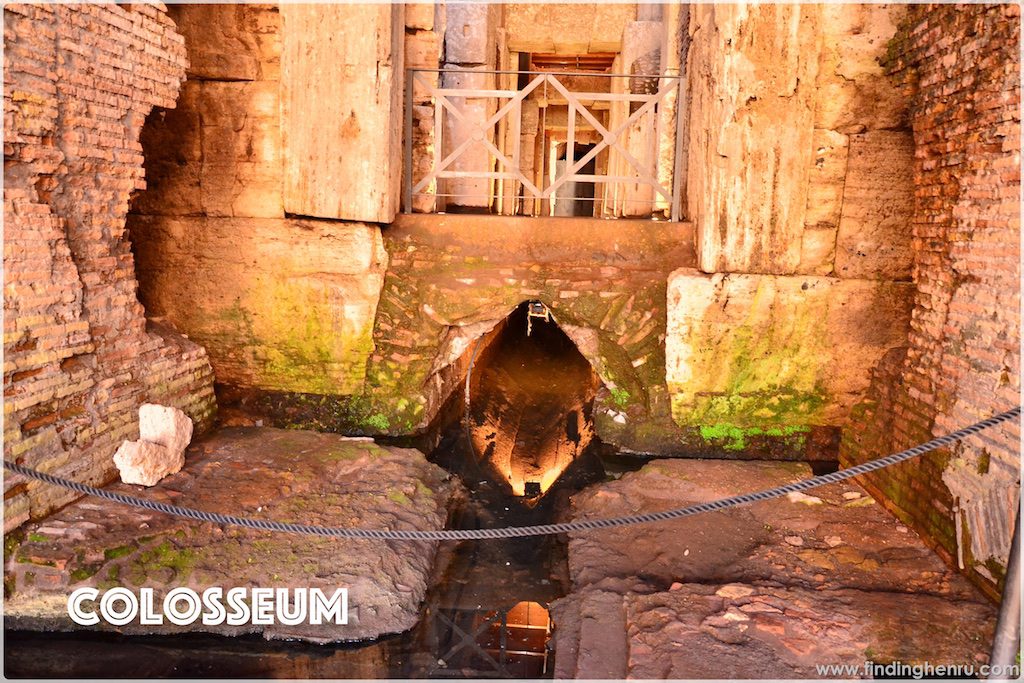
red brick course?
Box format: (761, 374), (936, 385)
(840, 4), (1020, 600)
(4, 3), (216, 530)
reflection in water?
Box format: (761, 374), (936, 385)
(4, 433), (610, 680)
(4, 303), (618, 679)
(431, 601), (551, 678)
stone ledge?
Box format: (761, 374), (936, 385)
(4, 427), (463, 643)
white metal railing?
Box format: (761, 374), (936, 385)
(403, 68), (683, 221)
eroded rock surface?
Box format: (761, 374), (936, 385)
(112, 440), (183, 487)
(139, 403), (194, 457)
(551, 459), (996, 678)
(5, 428), (462, 643)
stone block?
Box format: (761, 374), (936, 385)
(505, 4), (636, 53)
(687, 4), (821, 274)
(804, 129), (848, 229)
(281, 4), (404, 222)
(666, 269), (914, 427)
(835, 131), (914, 280)
(139, 403), (194, 456)
(199, 162), (283, 219)
(440, 67), (493, 92)
(442, 98), (493, 208)
(814, 4), (909, 133)
(799, 226), (838, 275)
(168, 4), (279, 81)
(444, 3), (491, 65)
(129, 216), (389, 395)
(405, 3), (434, 31)
(113, 440), (184, 487)
(406, 31), (441, 104)
(136, 161), (202, 216)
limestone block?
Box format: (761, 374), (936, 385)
(814, 4), (909, 133)
(441, 97), (493, 208)
(198, 81), (278, 127)
(504, 4), (636, 53)
(613, 21), (665, 217)
(686, 4), (822, 274)
(411, 105), (436, 213)
(280, 4), (404, 223)
(168, 4), (279, 81)
(804, 129), (849, 229)
(138, 84), (202, 163)
(139, 403), (194, 456)
(835, 131), (914, 280)
(113, 440), (184, 487)
(128, 216), (389, 395)
(666, 269), (914, 427)
(799, 226), (839, 276)
(200, 162), (283, 218)
(405, 2), (434, 30)
(444, 3), (491, 64)
(406, 31), (441, 104)
(440, 67), (494, 91)
(136, 162), (202, 216)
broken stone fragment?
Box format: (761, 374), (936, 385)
(139, 403), (194, 455)
(715, 584), (755, 599)
(113, 440), (184, 487)
(786, 491), (824, 505)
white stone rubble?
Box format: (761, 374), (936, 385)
(113, 404), (193, 486)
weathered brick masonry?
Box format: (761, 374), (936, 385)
(840, 4), (1020, 599)
(3, 3), (216, 531)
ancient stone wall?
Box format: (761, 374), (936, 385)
(133, 3), (283, 219)
(128, 4), (390, 395)
(665, 4), (917, 445)
(685, 4), (913, 277)
(3, 3), (216, 531)
(405, 4), (443, 213)
(365, 214), (696, 436)
(503, 4), (635, 54)
(280, 4), (405, 223)
(839, 4), (1021, 599)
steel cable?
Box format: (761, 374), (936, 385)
(3, 406), (1019, 541)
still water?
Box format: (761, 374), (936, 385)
(3, 435), (626, 679)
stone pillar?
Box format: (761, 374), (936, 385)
(686, 4), (822, 274)
(280, 4), (405, 223)
(405, 3), (443, 213)
(440, 2), (501, 210)
(618, 19), (665, 217)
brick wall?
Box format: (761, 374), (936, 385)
(3, 3), (216, 531)
(840, 4), (1020, 599)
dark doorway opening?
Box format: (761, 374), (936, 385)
(553, 143), (597, 217)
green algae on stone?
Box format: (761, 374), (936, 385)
(104, 544), (136, 561)
(363, 413), (390, 431)
(69, 563), (103, 583)
(126, 541), (197, 585)
(670, 278), (836, 430)
(699, 423), (811, 452)
(609, 387), (631, 409)
(5, 530), (25, 561)
(387, 490), (412, 506)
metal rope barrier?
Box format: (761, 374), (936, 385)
(3, 406), (1019, 541)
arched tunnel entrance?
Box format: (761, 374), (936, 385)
(463, 302), (602, 498)
(413, 302), (614, 678)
